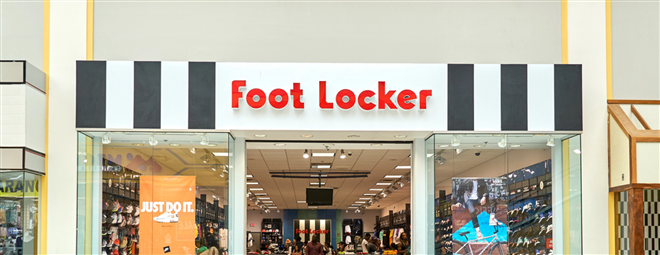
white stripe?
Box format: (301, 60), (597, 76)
(320, 220), (326, 244)
(436, 64), (448, 131)
(473, 64), (501, 131)
(527, 64), (555, 131)
(299, 220), (305, 243)
(161, 62), (189, 129)
(310, 220), (316, 242)
(106, 61), (134, 129)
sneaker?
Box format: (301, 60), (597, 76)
(134, 207), (139, 216)
(125, 205), (133, 214)
(133, 217), (139, 226)
(111, 214), (118, 224)
(112, 202), (120, 212)
(153, 211), (179, 223)
(102, 239), (108, 247)
(546, 225), (553, 235)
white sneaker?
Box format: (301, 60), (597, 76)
(133, 217), (139, 225)
(489, 213), (497, 226)
(153, 211), (178, 223)
(111, 214), (118, 224)
(134, 207), (139, 216)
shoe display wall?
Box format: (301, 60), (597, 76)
(102, 160), (140, 255)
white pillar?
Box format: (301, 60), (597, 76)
(229, 137), (247, 253)
(567, 1), (609, 254)
(411, 138), (433, 254)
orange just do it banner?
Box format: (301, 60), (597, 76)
(140, 176), (196, 255)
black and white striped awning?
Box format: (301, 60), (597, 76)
(76, 61), (582, 132)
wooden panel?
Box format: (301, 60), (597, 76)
(629, 188), (644, 255)
(631, 137), (637, 184)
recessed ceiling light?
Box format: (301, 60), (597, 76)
(310, 182), (326, 186)
(376, 183), (392, 186)
(371, 143), (382, 147)
(213, 152), (229, 156)
(297, 201), (306, 203)
(301, 134), (313, 138)
(249, 188), (263, 191)
(254, 193), (267, 196)
(254, 134), (266, 138)
(348, 135), (360, 138)
(260, 197), (271, 200)
(207, 144), (217, 147)
(355, 201), (366, 204)
(247, 182), (259, 185)
(247, 175), (254, 178)
(394, 135), (407, 138)
(263, 201), (274, 203)
(358, 198), (370, 200)
(384, 175), (403, 179)
(438, 144), (450, 148)
(351, 204), (360, 206)
(364, 193), (376, 196)
(316, 165), (331, 169)
(510, 144), (522, 148)
(369, 188), (383, 191)
(170, 143), (181, 147)
(274, 143), (286, 147)
(312, 153), (335, 157)
(395, 166), (411, 169)
(132, 143), (144, 146)
(348, 207), (358, 209)
(473, 143), (486, 148)
(311, 175), (328, 177)
(308, 206), (318, 209)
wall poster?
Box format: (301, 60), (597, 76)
(452, 178), (508, 255)
(140, 176), (197, 254)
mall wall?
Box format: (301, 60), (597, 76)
(612, 2), (660, 100)
(379, 197), (410, 218)
(0, 1), (44, 68)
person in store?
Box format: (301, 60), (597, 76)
(324, 242), (335, 255)
(292, 245), (302, 255)
(305, 234), (324, 255)
(361, 233), (371, 252)
(295, 237), (304, 251)
(452, 178), (492, 240)
(396, 233), (410, 255)
(336, 242), (346, 252)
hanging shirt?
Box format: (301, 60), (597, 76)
(345, 235), (351, 244)
(344, 225), (351, 235)
(469, 180), (479, 200)
(248, 233), (254, 247)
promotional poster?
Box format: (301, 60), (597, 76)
(452, 178), (508, 255)
(140, 176), (197, 254)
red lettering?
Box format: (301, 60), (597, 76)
(319, 81), (333, 109)
(396, 89), (417, 110)
(231, 80), (246, 108)
(268, 89), (289, 109)
(378, 81), (396, 109)
(246, 89), (266, 109)
(419, 90), (432, 110)
(358, 90), (376, 110)
(291, 83), (304, 109)
(336, 89), (356, 109)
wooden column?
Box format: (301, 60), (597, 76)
(628, 188), (644, 254)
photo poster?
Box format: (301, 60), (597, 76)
(451, 178), (508, 255)
(140, 176), (197, 255)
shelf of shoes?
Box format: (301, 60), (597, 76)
(102, 159), (141, 255)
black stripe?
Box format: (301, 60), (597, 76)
(447, 64), (474, 131)
(305, 220), (310, 242)
(76, 61), (106, 128)
(188, 62), (216, 129)
(500, 64), (528, 131)
(134, 61), (161, 129)
(554, 65), (583, 131)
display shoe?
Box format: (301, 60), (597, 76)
(133, 217), (139, 226)
(546, 225), (553, 236)
(134, 207), (139, 216)
(111, 214), (118, 224)
(125, 205), (133, 214)
(538, 226), (546, 236)
(112, 202), (120, 212)
(120, 217), (127, 227)
(153, 211), (178, 223)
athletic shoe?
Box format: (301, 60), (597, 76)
(538, 226), (546, 236)
(112, 202), (120, 212)
(153, 211), (178, 223)
(111, 214), (118, 224)
(102, 239), (108, 247)
(133, 217), (139, 226)
(125, 205), (133, 214)
(134, 207), (139, 216)
(546, 225), (553, 235)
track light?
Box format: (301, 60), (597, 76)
(149, 134), (158, 146)
(211, 165), (217, 171)
(398, 182), (405, 188)
(498, 135), (507, 148)
(346, 210), (349, 213)
(222, 165), (229, 173)
(200, 154), (211, 164)
(220, 172), (225, 178)
(547, 135), (555, 147)
(451, 135), (460, 146)
(385, 190), (392, 195)
(200, 133), (209, 146)
(435, 153), (446, 165)
(190, 148), (196, 154)
(340, 149), (346, 159)
(406, 177), (411, 183)
(381, 191), (387, 198)
(102, 132), (111, 144)
(392, 186), (398, 192)
(303, 149), (310, 159)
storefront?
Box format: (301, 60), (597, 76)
(75, 62), (583, 254)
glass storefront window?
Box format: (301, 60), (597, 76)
(77, 132), (232, 255)
(428, 134), (582, 255)
(0, 171), (40, 255)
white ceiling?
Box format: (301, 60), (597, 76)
(246, 145), (412, 210)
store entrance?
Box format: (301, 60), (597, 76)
(244, 142), (412, 254)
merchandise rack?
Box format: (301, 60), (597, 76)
(101, 159), (141, 255)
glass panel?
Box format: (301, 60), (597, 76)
(76, 132), (230, 255)
(428, 133), (582, 255)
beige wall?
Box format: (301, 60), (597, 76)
(94, 1), (561, 64)
(612, 1), (660, 100)
(0, 0), (44, 68)
(380, 197), (410, 217)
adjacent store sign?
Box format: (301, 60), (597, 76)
(76, 62), (582, 132)
(140, 176), (196, 255)
(294, 219), (332, 244)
